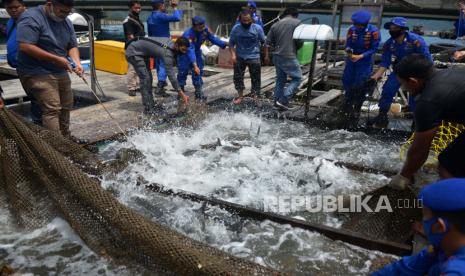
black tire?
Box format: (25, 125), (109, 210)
(429, 43), (460, 54)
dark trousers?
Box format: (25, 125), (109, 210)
(126, 55), (156, 111)
(233, 57), (261, 96)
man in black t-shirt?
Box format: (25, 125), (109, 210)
(123, 0), (146, 96)
(388, 54), (465, 189)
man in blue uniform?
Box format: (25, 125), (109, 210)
(373, 178), (465, 275)
(339, 10), (380, 125)
(177, 16), (227, 101)
(455, 2), (465, 38)
(368, 17), (431, 129)
(147, 0), (182, 97)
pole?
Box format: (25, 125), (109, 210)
(325, 0), (338, 83)
(88, 15), (97, 94)
(304, 40), (319, 121)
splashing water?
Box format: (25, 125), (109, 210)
(0, 111), (401, 274)
(99, 111), (401, 274)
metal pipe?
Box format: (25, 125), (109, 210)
(325, 0), (339, 82)
(304, 40), (319, 120)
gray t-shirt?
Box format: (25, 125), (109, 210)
(16, 6), (78, 75)
(266, 17), (302, 58)
(126, 37), (180, 92)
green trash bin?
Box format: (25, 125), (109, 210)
(297, 41), (314, 65)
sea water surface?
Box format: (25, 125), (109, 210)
(0, 111), (401, 275)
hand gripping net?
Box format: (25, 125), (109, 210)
(0, 108), (279, 275)
(400, 121), (465, 166)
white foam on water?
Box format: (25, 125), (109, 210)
(0, 111), (400, 275)
(98, 111), (400, 274)
(0, 213), (143, 275)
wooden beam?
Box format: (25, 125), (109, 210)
(142, 181), (412, 256)
(308, 89), (342, 106)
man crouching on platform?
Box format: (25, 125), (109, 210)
(387, 54), (465, 190)
(125, 36), (190, 115)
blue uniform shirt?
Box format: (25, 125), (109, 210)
(373, 246), (465, 275)
(6, 18), (18, 68)
(229, 23), (265, 60)
(182, 26), (226, 64)
(345, 24), (381, 63)
(380, 31), (432, 68)
(16, 6), (78, 76)
(147, 9), (183, 38)
(455, 16), (465, 37)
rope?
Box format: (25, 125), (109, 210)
(78, 75), (132, 144)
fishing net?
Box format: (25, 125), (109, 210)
(0, 107), (278, 275)
(399, 121), (465, 166)
(342, 185), (422, 244)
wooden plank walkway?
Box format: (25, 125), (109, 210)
(1, 61), (351, 143)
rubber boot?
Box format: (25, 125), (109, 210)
(331, 101), (354, 129)
(156, 81), (170, 98)
(194, 85), (207, 102)
(366, 109), (389, 129)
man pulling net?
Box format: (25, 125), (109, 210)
(388, 54), (465, 189)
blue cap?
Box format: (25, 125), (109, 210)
(419, 178), (465, 212)
(351, 10), (371, 25)
(384, 17), (409, 30)
(192, 16), (206, 25)
(247, 0), (257, 8)
(152, 0), (164, 4)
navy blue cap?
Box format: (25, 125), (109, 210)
(419, 178), (465, 212)
(152, 0), (164, 4)
(351, 10), (371, 25)
(248, 0), (257, 8)
(192, 16), (206, 25)
(384, 17), (409, 30)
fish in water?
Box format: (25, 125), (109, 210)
(315, 160), (333, 190)
(104, 147), (145, 175)
(200, 138), (222, 150)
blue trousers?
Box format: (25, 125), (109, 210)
(378, 72), (416, 112)
(177, 52), (204, 87)
(342, 59), (372, 103)
(155, 58), (167, 83)
(273, 55), (302, 104)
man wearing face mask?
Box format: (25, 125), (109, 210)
(16, 0), (83, 141)
(367, 17), (431, 129)
(234, 1), (263, 28)
(373, 178), (465, 275)
(177, 16), (227, 101)
(123, 0), (145, 97)
(147, 0), (182, 98)
(386, 54), (465, 190)
(230, 10), (267, 106)
(338, 10), (380, 126)
(125, 37), (190, 115)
